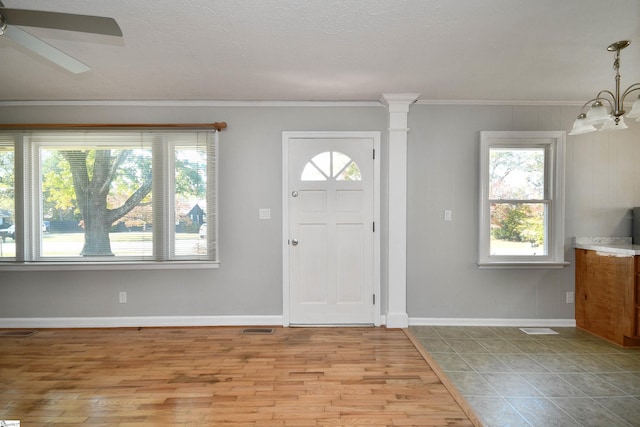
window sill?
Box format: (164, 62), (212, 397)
(477, 261), (570, 269)
(0, 261), (219, 272)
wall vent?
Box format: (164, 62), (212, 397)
(240, 328), (275, 335)
(519, 328), (558, 335)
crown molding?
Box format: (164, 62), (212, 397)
(2, 99), (614, 108)
(414, 99), (586, 106)
(0, 100), (383, 108)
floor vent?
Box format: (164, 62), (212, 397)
(241, 328), (275, 335)
(519, 327), (558, 335)
(0, 330), (37, 338)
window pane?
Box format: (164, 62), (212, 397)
(333, 152), (362, 181)
(332, 152), (351, 176)
(490, 203), (547, 256)
(302, 151), (362, 181)
(301, 162), (327, 181)
(301, 152), (333, 181)
(335, 161), (361, 181)
(489, 147), (545, 200)
(41, 146), (153, 258)
(0, 145), (14, 258)
(175, 144), (207, 257)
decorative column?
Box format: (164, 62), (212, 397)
(380, 93), (419, 329)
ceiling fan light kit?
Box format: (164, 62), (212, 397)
(0, 12), (6, 35)
(0, 2), (121, 74)
(570, 40), (640, 135)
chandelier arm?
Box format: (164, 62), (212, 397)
(579, 98), (599, 113)
(621, 84), (640, 103)
(594, 91), (615, 110)
(572, 41), (637, 132)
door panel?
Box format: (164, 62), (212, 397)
(336, 224), (364, 303)
(298, 224), (328, 304)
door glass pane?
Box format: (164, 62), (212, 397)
(335, 161), (361, 181)
(490, 203), (547, 256)
(175, 144), (207, 257)
(0, 145), (14, 258)
(332, 152), (351, 176)
(41, 146), (153, 258)
(489, 147), (545, 199)
(301, 162), (327, 181)
(302, 151), (362, 181)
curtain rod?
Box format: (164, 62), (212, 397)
(0, 123), (227, 131)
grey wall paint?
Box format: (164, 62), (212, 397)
(1, 102), (639, 321)
(0, 105), (388, 318)
(406, 104), (640, 319)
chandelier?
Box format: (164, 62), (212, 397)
(569, 40), (640, 135)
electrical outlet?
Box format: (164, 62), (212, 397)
(566, 291), (574, 304)
(119, 291), (127, 304)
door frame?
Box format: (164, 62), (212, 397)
(282, 131), (381, 327)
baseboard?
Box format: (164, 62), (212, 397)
(385, 312), (409, 328)
(0, 315), (574, 329)
(0, 315), (284, 329)
(409, 317), (576, 327)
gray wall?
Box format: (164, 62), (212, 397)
(407, 104), (640, 320)
(0, 104), (388, 319)
(1, 102), (639, 322)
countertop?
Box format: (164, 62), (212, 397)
(573, 237), (640, 256)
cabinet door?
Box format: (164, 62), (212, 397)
(636, 256), (640, 337)
(575, 249), (635, 345)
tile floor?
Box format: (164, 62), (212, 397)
(408, 326), (640, 427)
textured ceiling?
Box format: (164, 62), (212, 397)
(1, 0), (640, 103)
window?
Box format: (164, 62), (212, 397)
(479, 131), (567, 268)
(0, 141), (14, 258)
(0, 127), (218, 267)
(301, 151), (362, 181)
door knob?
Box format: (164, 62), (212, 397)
(291, 239), (299, 246)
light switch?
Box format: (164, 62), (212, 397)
(444, 209), (452, 221)
(259, 208), (271, 220)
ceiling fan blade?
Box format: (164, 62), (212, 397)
(0, 8), (122, 36)
(4, 25), (91, 73)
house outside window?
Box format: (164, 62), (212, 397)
(0, 128), (218, 267)
(478, 131), (567, 269)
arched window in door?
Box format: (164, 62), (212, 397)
(301, 151), (362, 181)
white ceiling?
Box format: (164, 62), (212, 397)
(1, 0), (640, 103)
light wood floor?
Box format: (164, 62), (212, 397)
(0, 327), (478, 426)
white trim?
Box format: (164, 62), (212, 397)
(477, 261), (570, 269)
(1, 99), (630, 109)
(380, 93), (419, 329)
(0, 315), (283, 329)
(0, 100), (383, 108)
(0, 315), (576, 329)
(409, 317), (576, 327)
(386, 312), (410, 329)
(414, 99), (587, 106)
(282, 131), (382, 327)
(0, 261), (219, 271)
(478, 131), (567, 268)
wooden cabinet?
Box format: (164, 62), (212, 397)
(575, 249), (640, 347)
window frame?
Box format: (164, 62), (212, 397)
(478, 131), (568, 269)
(0, 125), (220, 270)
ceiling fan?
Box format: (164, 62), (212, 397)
(0, 1), (122, 73)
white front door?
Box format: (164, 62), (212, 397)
(284, 133), (379, 325)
